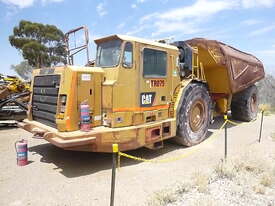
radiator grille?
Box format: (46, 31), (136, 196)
(32, 75), (60, 128)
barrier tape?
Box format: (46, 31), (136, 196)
(115, 114), (260, 167)
(117, 120), (228, 166)
(227, 120), (241, 126)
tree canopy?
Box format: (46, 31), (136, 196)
(9, 20), (67, 68)
(11, 61), (33, 80)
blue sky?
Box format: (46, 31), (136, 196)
(0, 0), (275, 76)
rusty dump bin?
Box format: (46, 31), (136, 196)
(185, 38), (265, 94)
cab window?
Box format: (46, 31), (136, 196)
(122, 42), (133, 68)
(143, 48), (167, 77)
(96, 39), (122, 67)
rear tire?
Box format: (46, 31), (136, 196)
(175, 83), (211, 146)
(231, 85), (258, 122)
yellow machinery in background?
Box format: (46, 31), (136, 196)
(0, 74), (30, 121)
(19, 27), (264, 152)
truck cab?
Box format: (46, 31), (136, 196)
(22, 35), (182, 152)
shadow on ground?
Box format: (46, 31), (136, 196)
(28, 117), (237, 178)
(28, 141), (185, 178)
(0, 124), (18, 130)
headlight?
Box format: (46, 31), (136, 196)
(59, 95), (67, 113)
(60, 95), (67, 104)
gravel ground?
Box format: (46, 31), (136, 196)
(0, 114), (275, 206)
(163, 153), (275, 206)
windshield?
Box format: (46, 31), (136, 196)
(96, 39), (122, 67)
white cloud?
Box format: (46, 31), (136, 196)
(0, 0), (35, 8)
(259, 49), (275, 55)
(249, 25), (275, 36)
(126, 24), (149, 36)
(0, 0), (64, 8)
(117, 22), (125, 29)
(158, 0), (236, 21)
(241, 0), (275, 8)
(96, 2), (107, 17)
(241, 19), (262, 25)
(151, 21), (202, 37)
(131, 0), (147, 8)
(129, 0), (275, 37)
(42, 0), (63, 3)
(137, 0), (236, 37)
(255, 49), (275, 68)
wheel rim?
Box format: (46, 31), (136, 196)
(189, 99), (205, 132)
(250, 94), (257, 113)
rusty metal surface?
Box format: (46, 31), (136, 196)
(185, 38), (265, 93)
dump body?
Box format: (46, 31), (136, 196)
(185, 38), (265, 94)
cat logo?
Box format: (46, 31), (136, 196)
(140, 92), (156, 107)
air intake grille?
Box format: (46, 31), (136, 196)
(32, 75), (60, 128)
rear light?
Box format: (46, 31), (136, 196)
(59, 95), (67, 113)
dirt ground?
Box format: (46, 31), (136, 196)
(0, 114), (275, 206)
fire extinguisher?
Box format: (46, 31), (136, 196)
(80, 100), (91, 132)
(15, 139), (28, 166)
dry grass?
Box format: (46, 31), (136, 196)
(175, 181), (191, 195)
(147, 153), (275, 206)
(233, 155), (268, 175)
(260, 172), (274, 187)
(259, 104), (275, 116)
(253, 184), (266, 195)
(191, 197), (217, 206)
(192, 171), (210, 193)
(147, 189), (177, 206)
(271, 132), (275, 141)
(214, 161), (237, 179)
(147, 181), (191, 206)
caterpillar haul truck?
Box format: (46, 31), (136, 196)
(19, 28), (265, 152)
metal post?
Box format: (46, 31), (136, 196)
(224, 115), (228, 162)
(110, 144), (118, 206)
(258, 110), (264, 143)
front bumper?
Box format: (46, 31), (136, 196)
(19, 118), (176, 152)
(19, 119), (96, 149)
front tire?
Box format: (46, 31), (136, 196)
(175, 83), (211, 146)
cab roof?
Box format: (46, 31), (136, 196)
(94, 34), (178, 51)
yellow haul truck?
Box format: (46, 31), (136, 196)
(20, 34), (264, 152)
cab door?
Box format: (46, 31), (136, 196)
(139, 45), (170, 119)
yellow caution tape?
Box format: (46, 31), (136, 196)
(117, 120), (228, 165)
(116, 114), (260, 167)
(227, 119), (241, 126)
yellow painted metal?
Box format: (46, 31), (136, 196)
(217, 98), (228, 114)
(173, 79), (192, 114)
(190, 46), (231, 113)
(25, 33), (248, 152)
